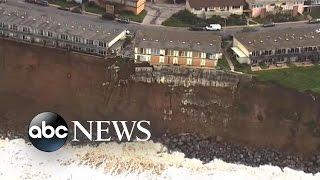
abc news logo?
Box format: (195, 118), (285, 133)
(28, 112), (151, 152)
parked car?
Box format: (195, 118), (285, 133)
(308, 19), (320, 24)
(262, 22), (275, 28)
(117, 17), (130, 24)
(189, 26), (205, 31)
(205, 24), (222, 31)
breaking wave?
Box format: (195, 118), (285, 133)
(0, 138), (319, 179)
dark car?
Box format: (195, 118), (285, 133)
(117, 17), (130, 24)
(308, 19), (320, 24)
(262, 22), (275, 27)
(37, 0), (48, 6)
(189, 26), (204, 31)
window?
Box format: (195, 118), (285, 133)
(74, 36), (81, 43)
(9, 24), (18, 31)
(99, 41), (106, 47)
(187, 51), (192, 58)
(233, 6), (240, 9)
(47, 31), (53, 37)
(173, 50), (179, 57)
(200, 53), (206, 59)
(159, 56), (165, 63)
(173, 57), (178, 64)
(187, 58), (193, 65)
(61, 34), (69, 40)
(0, 22), (4, 28)
(200, 60), (206, 66)
(151, 49), (160, 55)
(22, 27), (30, 33)
(87, 39), (93, 45)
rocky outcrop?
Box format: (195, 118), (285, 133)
(132, 66), (252, 88)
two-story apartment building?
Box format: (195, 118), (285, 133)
(186, 0), (246, 18)
(134, 29), (222, 69)
(90, 0), (146, 15)
(246, 0), (305, 17)
(0, 5), (127, 57)
(231, 28), (320, 67)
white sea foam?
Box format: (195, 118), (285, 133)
(0, 138), (319, 180)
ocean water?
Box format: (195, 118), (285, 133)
(0, 138), (319, 180)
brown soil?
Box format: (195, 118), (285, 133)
(0, 39), (319, 157)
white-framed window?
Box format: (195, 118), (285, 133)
(200, 60), (206, 66)
(173, 50), (179, 57)
(173, 57), (178, 64)
(146, 48), (151, 55)
(187, 51), (192, 58)
(187, 58), (192, 65)
(201, 53), (206, 59)
(159, 56), (165, 63)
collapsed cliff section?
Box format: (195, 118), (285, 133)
(0, 39), (319, 157)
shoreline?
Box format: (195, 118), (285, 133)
(2, 132), (320, 174)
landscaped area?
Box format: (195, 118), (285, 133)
(119, 10), (147, 23)
(48, 0), (79, 8)
(162, 10), (247, 27)
(217, 56), (231, 71)
(84, 2), (106, 15)
(253, 13), (307, 23)
(255, 65), (320, 93)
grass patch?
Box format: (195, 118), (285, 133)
(162, 10), (247, 27)
(119, 10), (147, 23)
(84, 2), (105, 15)
(48, 0), (78, 8)
(255, 65), (320, 93)
(217, 56), (231, 70)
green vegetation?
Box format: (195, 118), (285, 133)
(162, 10), (247, 27)
(84, 2), (105, 15)
(48, 0), (78, 8)
(217, 57), (231, 71)
(119, 10), (147, 23)
(310, 9), (320, 18)
(255, 65), (320, 93)
(253, 13), (306, 23)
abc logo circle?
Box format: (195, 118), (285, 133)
(28, 112), (68, 152)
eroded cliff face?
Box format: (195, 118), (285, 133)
(0, 39), (319, 157)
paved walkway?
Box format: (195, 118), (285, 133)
(142, 2), (184, 25)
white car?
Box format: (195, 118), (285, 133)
(205, 24), (222, 31)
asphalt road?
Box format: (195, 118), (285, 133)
(3, 0), (320, 36)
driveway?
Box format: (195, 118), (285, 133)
(142, 2), (184, 25)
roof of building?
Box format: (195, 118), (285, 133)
(234, 27), (320, 52)
(135, 28), (221, 54)
(0, 4), (126, 42)
(187, 0), (246, 8)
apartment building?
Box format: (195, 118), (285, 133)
(134, 29), (222, 69)
(186, 0), (246, 18)
(231, 28), (320, 67)
(90, 0), (146, 15)
(246, 0), (305, 17)
(0, 5), (127, 57)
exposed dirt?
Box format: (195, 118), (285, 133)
(0, 39), (319, 158)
